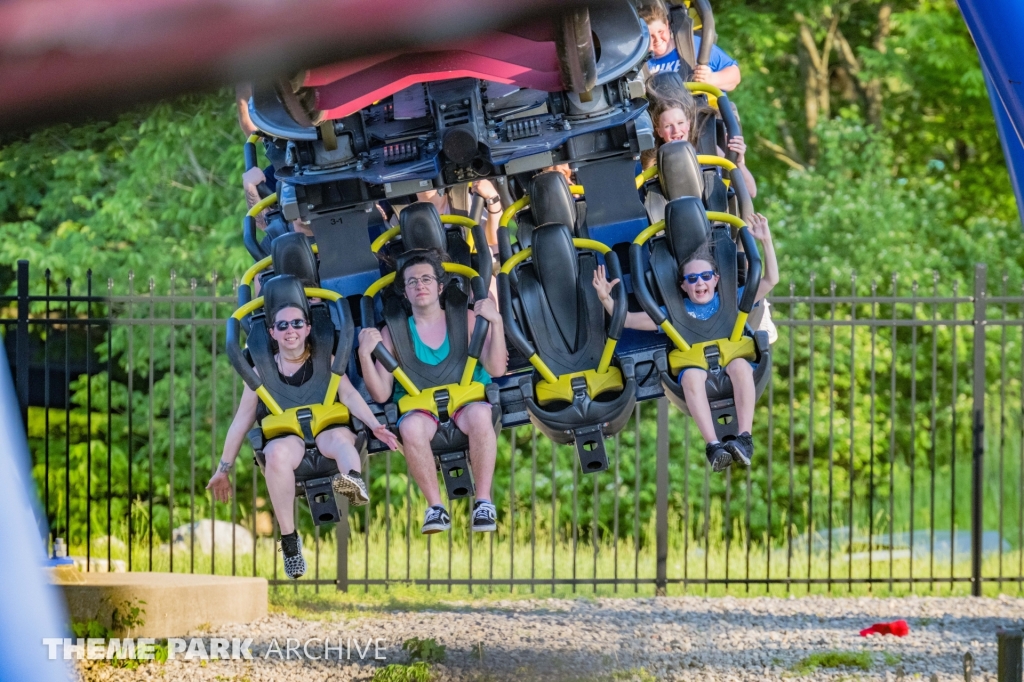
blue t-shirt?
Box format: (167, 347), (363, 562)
(647, 38), (738, 75)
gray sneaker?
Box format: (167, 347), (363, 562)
(333, 469), (370, 506)
(724, 433), (753, 468)
(705, 442), (732, 473)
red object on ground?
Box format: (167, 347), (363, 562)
(859, 620), (910, 637)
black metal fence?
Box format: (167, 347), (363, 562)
(4, 260), (1023, 595)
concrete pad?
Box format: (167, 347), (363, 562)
(49, 569), (267, 638)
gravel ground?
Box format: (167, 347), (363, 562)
(76, 595), (1024, 681)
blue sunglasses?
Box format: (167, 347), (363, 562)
(681, 270), (716, 285)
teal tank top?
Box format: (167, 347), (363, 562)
(392, 316), (491, 401)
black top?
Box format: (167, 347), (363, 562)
(255, 356), (314, 423)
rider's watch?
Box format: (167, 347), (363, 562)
(484, 194), (501, 207)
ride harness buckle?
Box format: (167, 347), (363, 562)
(704, 345), (722, 376)
(296, 407), (317, 448)
(435, 389), (452, 423)
(570, 376), (589, 401)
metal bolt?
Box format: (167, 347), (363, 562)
(439, 104), (447, 111)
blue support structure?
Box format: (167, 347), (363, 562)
(957, 0), (1024, 227)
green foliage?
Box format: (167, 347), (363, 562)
(372, 662), (434, 682)
(792, 650), (873, 674)
(111, 598), (147, 636)
(401, 637), (446, 663)
(71, 619), (109, 639)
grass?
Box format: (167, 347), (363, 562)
(62, 495), (1024, 614)
(371, 662), (433, 682)
(792, 651), (873, 675)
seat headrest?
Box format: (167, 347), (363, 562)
(664, 196), (711, 264)
(531, 222), (580, 345)
(262, 274), (311, 324)
(657, 140), (703, 202)
(270, 233), (319, 288)
(529, 171), (576, 231)
(399, 201), (447, 253)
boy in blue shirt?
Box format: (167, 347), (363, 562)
(639, 0), (742, 92)
(592, 213), (778, 471)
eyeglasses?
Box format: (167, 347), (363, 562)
(274, 319), (308, 331)
(681, 271), (716, 285)
(405, 274), (439, 289)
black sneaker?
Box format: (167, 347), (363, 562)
(333, 469), (370, 506)
(421, 505), (451, 535)
(725, 432), (753, 468)
(705, 442), (732, 473)
(280, 531), (306, 579)
(472, 500), (497, 533)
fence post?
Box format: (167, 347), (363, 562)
(336, 499), (349, 592)
(971, 263), (987, 597)
(997, 629), (1023, 682)
(656, 397), (669, 596)
(15, 260), (30, 427)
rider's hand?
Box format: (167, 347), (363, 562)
(727, 136), (747, 165)
(692, 64), (712, 83)
(591, 266), (620, 304)
(473, 296), (501, 324)
(372, 423), (399, 451)
(206, 470), (233, 503)
(471, 179), (499, 201)
(747, 213), (772, 242)
(358, 327), (384, 358)
(242, 166), (266, 190)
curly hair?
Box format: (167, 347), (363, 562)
(395, 248), (448, 296)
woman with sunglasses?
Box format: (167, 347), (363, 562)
(592, 212), (778, 471)
(207, 300), (398, 579)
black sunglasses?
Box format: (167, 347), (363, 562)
(274, 319), (308, 331)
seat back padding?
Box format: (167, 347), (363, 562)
(651, 198), (738, 344)
(383, 285), (470, 390)
(530, 171), (577, 232)
(250, 275), (334, 412)
(516, 223), (606, 377)
(399, 202), (447, 253)
(271, 233), (319, 288)
(396, 201), (472, 272)
(658, 140), (703, 202)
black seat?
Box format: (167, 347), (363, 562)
(512, 171), (587, 249)
(498, 219), (636, 474)
(399, 201), (472, 270)
(629, 195), (771, 442)
(228, 242), (366, 525)
(360, 261), (500, 501)
(643, 140), (729, 223)
(379, 202), (492, 290)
